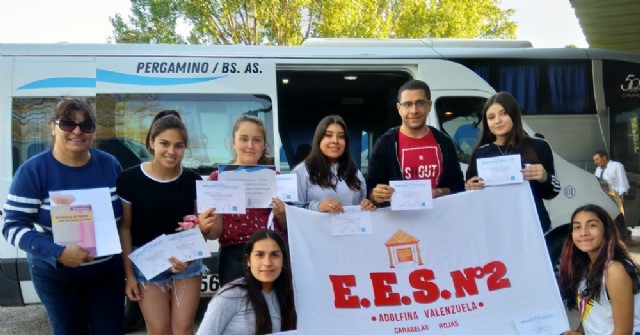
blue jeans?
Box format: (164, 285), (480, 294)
(29, 255), (125, 335)
(132, 258), (207, 286)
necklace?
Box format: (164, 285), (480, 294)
(496, 144), (508, 156)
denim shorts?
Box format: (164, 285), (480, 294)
(132, 257), (208, 286)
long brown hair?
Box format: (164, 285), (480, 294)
(468, 92), (539, 175)
(222, 230), (297, 334)
(559, 204), (640, 308)
(304, 115), (361, 191)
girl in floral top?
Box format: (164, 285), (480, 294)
(199, 116), (286, 287)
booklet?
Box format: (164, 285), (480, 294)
(49, 187), (121, 257)
(218, 165), (276, 208)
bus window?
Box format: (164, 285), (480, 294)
(434, 97), (486, 164)
(10, 95), (274, 176)
(455, 59), (596, 115)
(96, 94), (273, 176)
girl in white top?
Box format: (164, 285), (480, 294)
(559, 204), (640, 335)
(197, 229), (296, 335)
(292, 115), (376, 213)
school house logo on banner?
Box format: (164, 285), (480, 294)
(286, 183), (569, 335)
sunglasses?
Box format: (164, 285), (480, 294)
(55, 119), (96, 133)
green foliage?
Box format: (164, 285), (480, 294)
(110, 0), (516, 45)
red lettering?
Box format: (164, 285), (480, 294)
(370, 272), (401, 306)
(329, 275), (360, 308)
(409, 268), (440, 304)
(484, 261), (511, 291)
(450, 267), (481, 297)
(404, 167), (412, 179)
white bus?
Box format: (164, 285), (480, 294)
(0, 40), (635, 326)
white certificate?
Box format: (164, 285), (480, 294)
(196, 181), (246, 214)
(389, 180), (433, 211)
(219, 165), (276, 208)
(477, 154), (524, 186)
(276, 174), (298, 202)
(514, 310), (567, 335)
(331, 206), (372, 236)
(49, 187), (121, 257)
(164, 228), (210, 262)
(128, 229), (210, 280)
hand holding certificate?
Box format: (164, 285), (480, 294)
(128, 228), (210, 280)
(476, 154), (523, 186)
(49, 187), (121, 257)
(331, 206), (372, 236)
(276, 174), (298, 202)
(389, 180), (433, 210)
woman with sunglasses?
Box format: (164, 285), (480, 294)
(2, 98), (125, 334)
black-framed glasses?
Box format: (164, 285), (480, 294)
(55, 119), (96, 133)
(399, 100), (431, 109)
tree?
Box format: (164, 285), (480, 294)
(109, 0), (185, 43)
(110, 0), (516, 45)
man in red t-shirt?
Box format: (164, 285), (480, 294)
(367, 79), (464, 205)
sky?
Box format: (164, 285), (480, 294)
(0, 0), (588, 47)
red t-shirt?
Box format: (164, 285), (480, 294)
(397, 130), (442, 188)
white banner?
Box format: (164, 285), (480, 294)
(287, 183), (569, 335)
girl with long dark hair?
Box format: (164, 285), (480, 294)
(197, 229), (297, 335)
(293, 115), (375, 212)
(465, 92), (560, 233)
(559, 204), (640, 334)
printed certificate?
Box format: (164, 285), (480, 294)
(477, 154), (524, 186)
(218, 165), (276, 208)
(389, 180), (433, 211)
(276, 174), (298, 202)
(331, 206), (372, 236)
(196, 181), (246, 214)
(128, 228), (210, 280)
(49, 187), (121, 257)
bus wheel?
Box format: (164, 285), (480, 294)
(124, 297), (143, 331)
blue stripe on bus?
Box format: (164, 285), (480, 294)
(96, 69), (226, 86)
(17, 77), (95, 90)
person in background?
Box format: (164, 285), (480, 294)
(118, 110), (210, 335)
(199, 115), (287, 287)
(293, 114), (376, 212)
(559, 204), (640, 335)
(197, 229), (297, 335)
(367, 79), (465, 206)
(465, 92), (560, 234)
(2, 98), (125, 334)
(593, 150), (630, 202)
